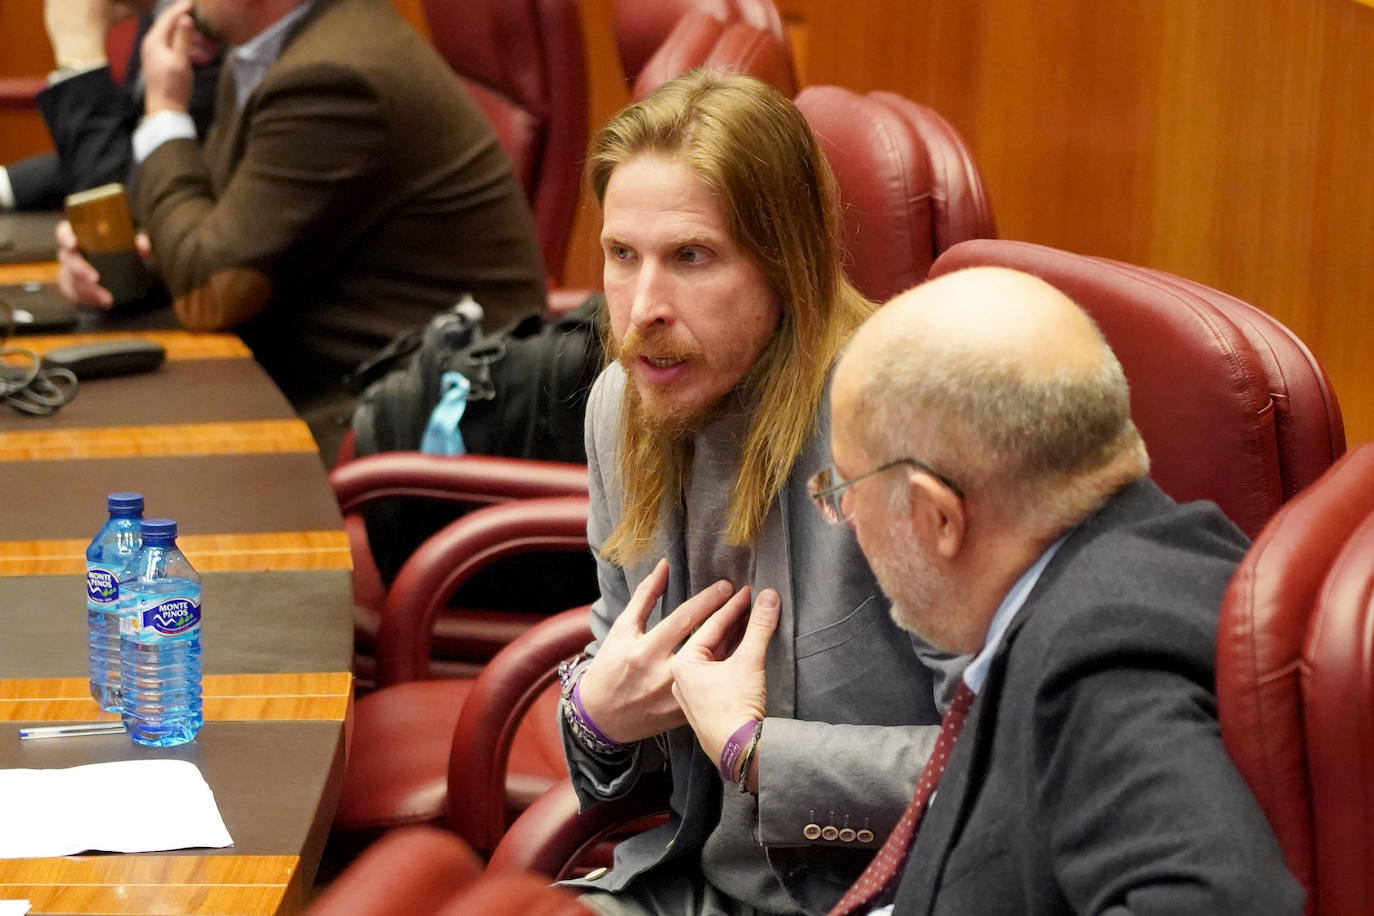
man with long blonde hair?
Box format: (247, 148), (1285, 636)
(558, 72), (953, 915)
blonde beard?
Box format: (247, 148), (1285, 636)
(624, 369), (716, 440)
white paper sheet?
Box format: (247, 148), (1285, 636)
(0, 902), (32, 916)
(0, 759), (233, 858)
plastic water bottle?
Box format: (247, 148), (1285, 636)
(119, 518), (203, 746)
(86, 492), (143, 711)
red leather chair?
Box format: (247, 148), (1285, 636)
(332, 453), (590, 686)
(929, 239), (1345, 537)
(306, 825), (484, 916)
(1304, 475), (1374, 916)
(1217, 442), (1374, 915)
(796, 86), (997, 302)
(630, 11), (796, 101)
(487, 774), (672, 881)
(306, 824), (595, 915)
(333, 497), (592, 853)
(612, 0), (789, 90)
(422, 0), (588, 285)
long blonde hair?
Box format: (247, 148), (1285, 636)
(588, 71), (874, 565)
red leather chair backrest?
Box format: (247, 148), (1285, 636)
(613, 0), (787, 88)
(375, 494), (590, 686)
(304, 825), (484, 915)
(1217, 443), (1374, 913)
(929, 239), (1345, 537)
(631, 12), (796, 101)
(1138, 268), (1345, 502)
(797, 86), (996, 303)
(868, 91), (997, 257)
(1305, 478), (1374, 916)
(421, 0), (588, 283)
(106, 15), (140, 86)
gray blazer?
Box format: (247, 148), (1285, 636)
(563, 366), (957, 913)
(891, 480), (1305, 915)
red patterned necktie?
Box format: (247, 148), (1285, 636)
(829, 680), (978, 916)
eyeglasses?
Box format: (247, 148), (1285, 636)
(807, 458), (965, 524)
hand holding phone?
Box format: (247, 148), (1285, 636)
(64, 183), (153, 306)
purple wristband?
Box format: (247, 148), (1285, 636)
(570, 672), (627, 751)
(719, 719), (762, 783)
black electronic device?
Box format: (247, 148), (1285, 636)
(0, 282), (80, 333)
(41, 339), (166, 379)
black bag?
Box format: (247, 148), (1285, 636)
(347, 295), (605, 599)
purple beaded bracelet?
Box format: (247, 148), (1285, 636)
(568, 671), (627, 753)
(719, 719), (763, 783)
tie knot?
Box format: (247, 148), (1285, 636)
(947, 679), (976, 718)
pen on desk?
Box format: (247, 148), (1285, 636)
(18, 722), (126, 740)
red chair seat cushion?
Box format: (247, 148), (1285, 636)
(337, 678), (566, 831)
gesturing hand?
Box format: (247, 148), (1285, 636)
(578, 558), (751, 745)
(669, 587), (780, 774)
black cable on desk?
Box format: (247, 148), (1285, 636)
(0, 299), (78, 415)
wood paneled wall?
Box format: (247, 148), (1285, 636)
(0, 1), (59, 162)
(770, 0), (1374, 445)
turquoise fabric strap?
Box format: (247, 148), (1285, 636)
(420, 370), (471, 455)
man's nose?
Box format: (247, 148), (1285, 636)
(628, 261), (673, 329)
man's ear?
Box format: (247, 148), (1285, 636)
(910, 471), (965, 560)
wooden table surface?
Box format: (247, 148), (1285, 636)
(0, 260), (355, 915)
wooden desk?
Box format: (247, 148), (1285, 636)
(0, 260), (56, 285)
(0, 307), (355, 915)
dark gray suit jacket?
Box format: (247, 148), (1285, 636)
(891, 479), (1304, 915)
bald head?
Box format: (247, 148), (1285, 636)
(835, 266), (1148, 529)
(844, 267), (1106, 387)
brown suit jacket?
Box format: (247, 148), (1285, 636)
(133, 0), (546, 439)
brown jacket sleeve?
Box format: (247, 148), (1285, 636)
(133, 64), (389, 330)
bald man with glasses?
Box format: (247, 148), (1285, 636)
(808, 266), (1300, 915)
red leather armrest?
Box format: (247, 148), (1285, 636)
(375, 495), (591, 686)
(445, 606), (593, 850)
(487, 774), (672, 881)
(0, 77), (46, 109)
(330, 452), (588, 515)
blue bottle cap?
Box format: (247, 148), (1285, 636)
(107, 492), (144, 512)
(140, 518), (178, 542)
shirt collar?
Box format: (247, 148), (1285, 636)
(961, 533), (1068, 695)
(228, 0), (316, 108)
